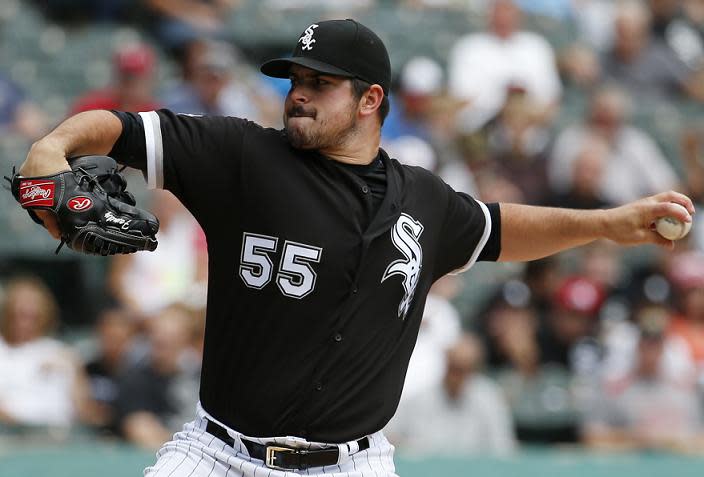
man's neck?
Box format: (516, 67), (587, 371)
(319, 129), (381, 165)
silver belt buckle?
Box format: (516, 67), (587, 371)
(265, 446), (298, 470)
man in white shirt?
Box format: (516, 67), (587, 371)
(387, 334), (517, 456)
(549, 85), (679, 205)
(448, 0), (562, 132)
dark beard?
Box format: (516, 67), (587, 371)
(284, 104), (358, 150)
(286, 123), (320, 149)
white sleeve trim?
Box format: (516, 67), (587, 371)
(138, 111), (164, 189)
(450, 200), (492, 275)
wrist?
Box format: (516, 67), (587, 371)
(593, 207), (615, 241)
(21, 137), (71, 176)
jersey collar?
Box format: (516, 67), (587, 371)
(363, 147), (401, 241)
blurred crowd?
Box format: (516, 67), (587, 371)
(2, 0), (704, 458)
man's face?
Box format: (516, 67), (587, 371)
(284, 65), (360, 150)
(490, 0), (521, 39)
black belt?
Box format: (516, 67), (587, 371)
(205, 419), (370, 471)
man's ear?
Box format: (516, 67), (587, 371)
(359, 84), (385, 118)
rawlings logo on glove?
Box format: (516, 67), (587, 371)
(19, 181), (55, 206)
(5, 156), (159, 256)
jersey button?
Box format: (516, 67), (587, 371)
(361, 185), (369, 194)
(334, 333), (343, 342)
(315, 382), (324, 391)
(352, 287), (358, 294)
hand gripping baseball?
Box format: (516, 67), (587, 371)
(605, 191), (695, 249)
(5, 156), (159, 255)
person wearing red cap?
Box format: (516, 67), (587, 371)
(539, 276), (606, 370)
(16, 17), (697, 477)
(70, 44), (161, 115)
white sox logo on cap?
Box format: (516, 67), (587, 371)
(298, 24), (319, 51)
(382, 213), (424, 320)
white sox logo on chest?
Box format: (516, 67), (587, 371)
(298, 24), (319, 51)
(382, 213), (424, 320)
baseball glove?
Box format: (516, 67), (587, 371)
(5, 155), (159, 256)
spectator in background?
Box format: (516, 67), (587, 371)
(492, 277), (605, 444)
(400, 275), (462, 404)
(388, 334), (516, 456)
(448, 0), (561, 132)
(0, 276), (88, 428)
(0, 72), (47, 141)
(114, 304), (201, 450)
(600, 302), (696, 387)
(476, 281), (581, 444)
(580, 240), (624, 294)
(474, 167), (526, 204)
(649, 0), (704, 69)
(550, 134), (611, 210)
(667, 251), (704, 371)
(83, 308), (137, 434)
(602, 1), (704, 103)
(477, 280), (541, 372)
(549, 85), (679, 205)
(539, 276), (604, 374)
(382, 56), (443, 172)
(144, 0), (240, 51)
(524, 256), (563, 318)
(584, 313), (704, 453)
(71, 43), (161, 114)
(478, 84), (552, 204)
(108, 190), (207, 317)
(559, 42), (603, 89)
(162, 40), (266, 122)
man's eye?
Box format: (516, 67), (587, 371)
(316, 78), (329, 86)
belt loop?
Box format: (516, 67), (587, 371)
(335, 443), (349, 466)
(347, 440), (360, 454)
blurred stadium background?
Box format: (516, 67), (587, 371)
(1, 0), (704, 475)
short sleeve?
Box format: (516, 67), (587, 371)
(434, 184), (501, 279)
(109, 109), (249, 229)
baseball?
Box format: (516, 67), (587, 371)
(655, 203), (692, 240)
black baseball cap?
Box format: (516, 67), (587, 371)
(260, 19), (391, 95)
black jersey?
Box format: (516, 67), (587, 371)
(109, 109), (501, 443)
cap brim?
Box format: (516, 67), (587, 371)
(260, 57), (355, 79)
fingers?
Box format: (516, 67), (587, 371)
(650, 231), (675, 250)
(650, 200), (692, 223)
(654, 190), (696, 215)
(35, 210), (61, 239)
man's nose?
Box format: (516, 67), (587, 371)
(290, 84), (310, 103)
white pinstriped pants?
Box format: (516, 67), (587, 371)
(144, 404), (398, 477)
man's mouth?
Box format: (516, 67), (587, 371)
(288, 106), (316, 119)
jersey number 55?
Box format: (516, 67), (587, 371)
(239, 232), (323, 299)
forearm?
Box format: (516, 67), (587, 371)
(498, 203), (607, 262)
(20, 110), (122, 176)
(498, 192), (695, 262)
